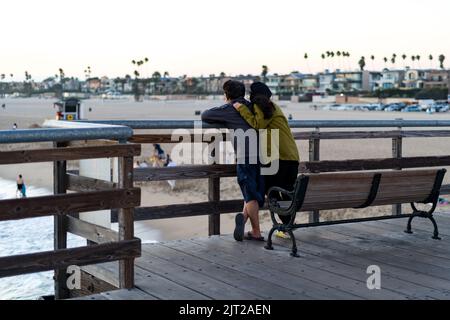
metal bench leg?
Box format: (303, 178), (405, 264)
(264, 226), (277, 251)
(406, 202), (441, 240)
(429, 215), (441, 240)
(404, 215), (414, 234)
(287, 230), (300, 258)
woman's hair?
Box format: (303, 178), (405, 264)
(250, 82), (274, 119)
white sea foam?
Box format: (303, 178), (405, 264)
(0, 178), (84, 300)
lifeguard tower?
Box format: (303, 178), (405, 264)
(54, 98), (84, 121)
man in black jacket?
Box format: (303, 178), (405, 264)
(201, 80), (264, 242)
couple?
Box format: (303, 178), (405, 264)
(201, 80), (299, 242)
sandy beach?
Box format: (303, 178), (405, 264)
(1, 97), (450, 242)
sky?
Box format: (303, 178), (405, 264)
(0, 0), (449, 80)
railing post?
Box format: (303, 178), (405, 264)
(118, 153), (135, 289)
(208, 177), (221, 236)
(308, 128), (320, 223)
(392, 118), (403, 215)
(53, 141), (69, 299)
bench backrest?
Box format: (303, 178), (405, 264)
(295, 169), (446, 212)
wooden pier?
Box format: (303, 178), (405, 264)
(77, 211), (450, 300)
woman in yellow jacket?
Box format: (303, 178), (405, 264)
(233, 82), (300, 234)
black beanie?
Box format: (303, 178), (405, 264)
(250, 82), (272, 98)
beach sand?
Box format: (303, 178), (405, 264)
(1, 97), (450, 241)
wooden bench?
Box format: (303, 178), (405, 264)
(265, 168), (447, 257)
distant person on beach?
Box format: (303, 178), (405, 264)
(164, 154), (174, 167)
(153, 144), (166, 160)
(16, 174), (26, 198)
(164, 154), (177, 190)
(151, 144), (166, 167)
(1, 103), (5, 109)
(202, 80), (264, 242)
(234, 82), (300, 239)
(12, 123), (17, 130)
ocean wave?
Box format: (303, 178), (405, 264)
(0, 178), (84, 300)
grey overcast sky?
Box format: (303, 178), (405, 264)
(1, 0), (449, 80)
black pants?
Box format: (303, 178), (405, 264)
(264, 160), (299, 224)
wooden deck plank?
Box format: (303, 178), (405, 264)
(199, 236), (407, 300)
(220, 235), (441, 300)
(183, 238), (362, 300)
(136, 245), (262, 300)
(329, 222), (450, 260)
(86, 261), (209, 300)
(100, 288), (157, 300)
(141, 243), (304, 300)
(280, 226), (450, 297)
(294, 226), (450, 278)
(380, 214), (450, 236)
(273, 233), (450, 298)
(71, 293), (109, 300)
(334, 221), (450, 261)
(332, 221), (450, 260)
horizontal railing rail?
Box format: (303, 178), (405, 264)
(129, 130), (450, 144)
(1, 121), (132, 144)
(74, 119), (450, 129)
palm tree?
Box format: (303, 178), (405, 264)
(304, 53), (310, 73)
(391, 54), (396, 67)
(163, 71), (169, 78)
(325, 51), (331, 70)
(336, 51), (341, 69)
(261, 65), (269, 83)
(23, 71), (33, 96)
(370, 55), (375, 70)
(428, 55), (433, 69)
(438, 54), (445, 69)
(411, 56), (416, 69)
(330, 51), (335, 70)
(321, 53), (326, 71)
(402, 54), (407, 68)
(416, 55), (421, 69)
(383, 57), (388, 68)
(358, 56), (366, 71)
(391, 54), (397, 68)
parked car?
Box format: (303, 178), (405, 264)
(323, 103), (341, 110)
(402, 105), (421, 112)
(435, 104), (449, 113)
(384, 103), (405, 112)
(374, 103), (388, 111)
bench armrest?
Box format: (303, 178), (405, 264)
(267, 186), (294, 201)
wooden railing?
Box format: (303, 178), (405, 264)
(115, 129), (450, 233)
(0, 140), (142, 299)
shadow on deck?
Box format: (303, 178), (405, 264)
(76, 211), (450, 300)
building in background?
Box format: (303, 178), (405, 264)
(375, 69), (405, 89)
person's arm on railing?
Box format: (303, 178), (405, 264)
(233, 103), (270, 129)
(201, 105), (227, 124)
